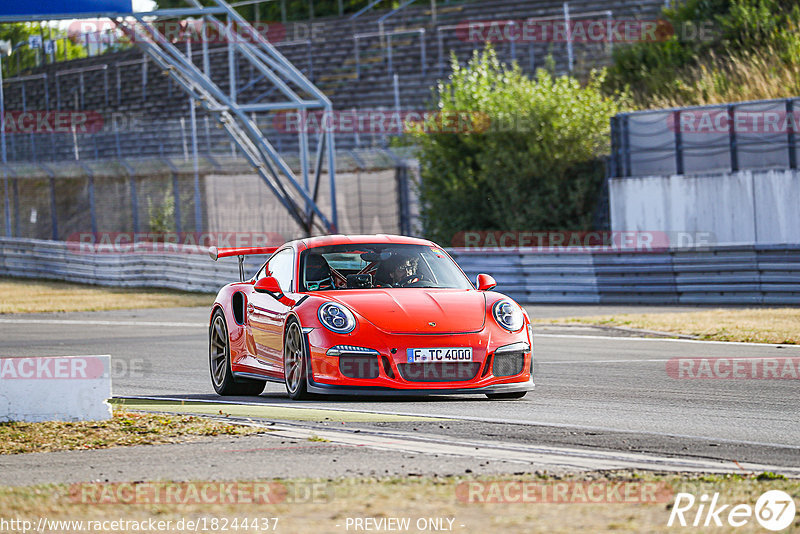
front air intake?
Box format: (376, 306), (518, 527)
(339, 355), (380, 379)
(492, 353), (525, 377)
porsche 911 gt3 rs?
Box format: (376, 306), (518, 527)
(208, 234), (533, 400)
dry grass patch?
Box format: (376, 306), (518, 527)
(0, 472), (797, 533)
(0, 277), (213, 314)
(537, 308), (800, 344)
(633, 47), (800, 108)
(0, 411), (266, 455)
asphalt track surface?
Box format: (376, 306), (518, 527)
(1, 305), (799, 484)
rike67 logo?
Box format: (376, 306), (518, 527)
(668, 490), (796, 531)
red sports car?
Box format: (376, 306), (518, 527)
(208, 235), (533, 400)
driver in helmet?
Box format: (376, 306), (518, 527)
(376, 253), (421, 287)
(304, 254), (333, 291)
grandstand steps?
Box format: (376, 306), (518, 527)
(318, 72), (360, 83)
(2, 0), (664, 162)
(343, 55), (383, 66)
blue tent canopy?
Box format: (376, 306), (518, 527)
(0, 1), (133, 17)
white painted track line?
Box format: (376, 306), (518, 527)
(539, 356), (800, 364)
(2, 318), (797, 349)
(535, 333), (800, 348)
(0, 318), (205, 328)
(118, 395), (800, 452)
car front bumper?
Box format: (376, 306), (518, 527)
(303, 323), (533, 394)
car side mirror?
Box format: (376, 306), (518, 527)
(254, 276), (282, 294)
(476, 273), (497, 291)
(254, 277), (296, 306)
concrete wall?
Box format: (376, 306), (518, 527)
(0, 355), (112, 423)
(609, 169), (800, 245)
(1, 160), (405, 242)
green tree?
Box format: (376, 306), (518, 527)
(0, 23), (85, 77)
(605, 0), (800, 106)
(148, 190), (176, 235)
(407, 47), (625, 244)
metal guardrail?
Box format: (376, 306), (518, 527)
(451, 245), (800, 304)
(0, 238), (264, 293)
(1, 238), (798, 303)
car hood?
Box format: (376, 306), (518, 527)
(326, 289), (486, 334)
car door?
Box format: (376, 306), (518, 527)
(247, 248), (295, 378)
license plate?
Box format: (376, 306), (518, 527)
(406, 347), (473, 363)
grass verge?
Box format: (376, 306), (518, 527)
(537, 308), (800, 344)
(0, 277), (213, 313)
(0, 472), (797, 533)
(630, 47), (800, 108)
(0, 411), (267, 455)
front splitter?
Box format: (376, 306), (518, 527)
(305, 378), (534, 396)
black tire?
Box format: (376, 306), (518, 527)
(486, 391), (528, 400)
(209, 309), (265, 396)
(283, 320), (310, 400)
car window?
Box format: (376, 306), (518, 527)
(300, 244), (472, 290)
(264, 249), (294, 293)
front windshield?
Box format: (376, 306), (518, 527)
(300, 244), (473, 291)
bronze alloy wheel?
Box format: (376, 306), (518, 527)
(209, 309), (265, 396)
(283, 321), (310, 400)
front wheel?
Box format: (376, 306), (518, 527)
(283, 321), (310, 400)
(486, 391), (528, 400)
(209, 310), (265, 396)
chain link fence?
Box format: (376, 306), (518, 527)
(0, 148), (417, 243)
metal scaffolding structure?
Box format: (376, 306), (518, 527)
(0, 0), (339, 236)
(122, 1), (337, 235)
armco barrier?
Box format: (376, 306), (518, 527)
(449, 245), (800, 305)
(0, 238), (264, 294)
(1, 238), (799, 304)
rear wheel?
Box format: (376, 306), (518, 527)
(283, 321), (310, 400)
(486, 391), (528, 400)
(209, 310), (265, 396)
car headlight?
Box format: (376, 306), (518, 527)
(492, 299), (524, 331)
(318, 302), (356, 334)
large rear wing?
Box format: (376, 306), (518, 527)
(207, 246), (280, 261)
(208, 246), (281, 281)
